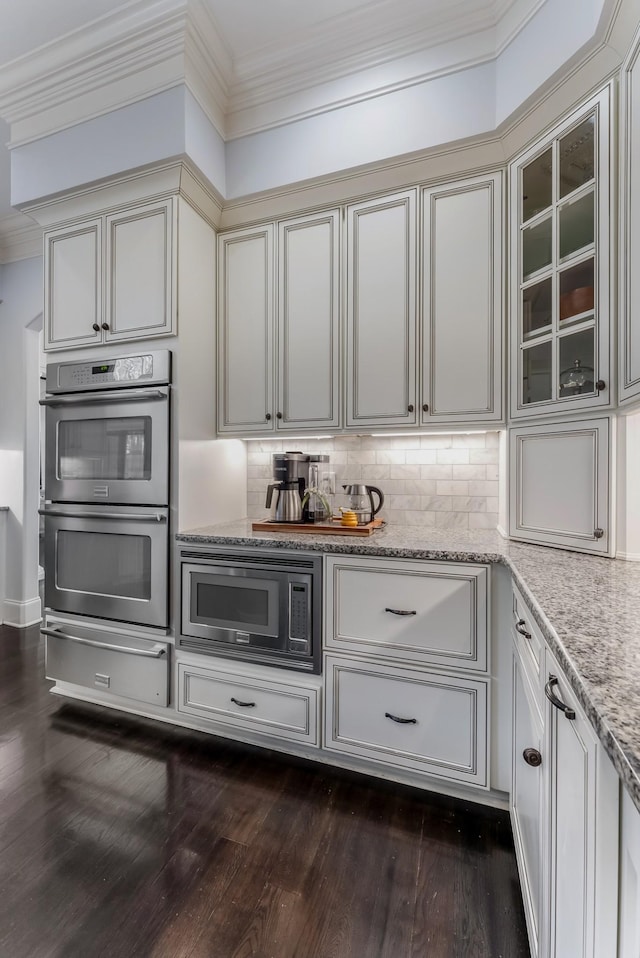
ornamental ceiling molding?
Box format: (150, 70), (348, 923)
(0, 0), (548, 148)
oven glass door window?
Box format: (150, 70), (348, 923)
(57, 417), (152, 481)
(192, 575), (279, 637)
(56, 530), (152, 600)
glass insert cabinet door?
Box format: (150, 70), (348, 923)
(510, 86), (612, 417)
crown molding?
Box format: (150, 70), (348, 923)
(0, 212), (43, 263)
(0, 0), (194, 147)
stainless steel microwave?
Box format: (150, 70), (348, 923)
(178, 547), (322, 673)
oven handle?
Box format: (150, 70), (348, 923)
(40, 387), (169, 406)
(39, 508), (167, 523)
(41, 627), (167, 658)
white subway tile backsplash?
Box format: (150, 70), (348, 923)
(245, 433), (502, 530)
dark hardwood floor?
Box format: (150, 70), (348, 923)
(0, 623), (530, 958)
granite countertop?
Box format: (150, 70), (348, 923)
(177, 519), (640, 811)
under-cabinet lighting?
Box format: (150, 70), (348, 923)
(243, 435), (334, 442)
(370, 429), (491, 437)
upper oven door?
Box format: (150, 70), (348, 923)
(42, 504), (169, 628)
(42, 387), (169, 505)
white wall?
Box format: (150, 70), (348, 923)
(0, 255), (44, 626)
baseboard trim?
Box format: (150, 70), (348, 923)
(615, 551), (640, 562)
(2, 596), (42, 628)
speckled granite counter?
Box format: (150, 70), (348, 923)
(177, 519), (640, 812)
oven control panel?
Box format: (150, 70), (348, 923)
(46, 350), (171, 393)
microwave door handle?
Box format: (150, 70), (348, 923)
(38, 508), (167, 522)
(41, 627), (167, 658)
(40, 387), (169, 406)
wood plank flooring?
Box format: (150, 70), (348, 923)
(0, 623), (530, 958)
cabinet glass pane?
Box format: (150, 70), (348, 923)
(559, 117), (595, 198)
(559, 190), (594, 260)
(559, 259), (594, 325)
(523, 216), (552, 280)
(523, 278), (552, 339)
(522, 148), (552, 222)
(559, 329), (595, 397)
(522, 340), (552, 405)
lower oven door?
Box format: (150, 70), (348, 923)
(43, 621), (170, 706)
(42, 504), (168, 627)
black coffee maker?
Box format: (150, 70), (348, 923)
(265, 452), (310, 522)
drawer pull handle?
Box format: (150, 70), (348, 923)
(231, 697), (256, 708)
(515, 619), (532, 639)
(544, 675), (575, 720)
(523, 747), (542, 767)
(385, 712), (417, 725)
(385, 608), (417, 616)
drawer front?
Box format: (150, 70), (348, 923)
(324, 655), (488, 787)
(512, 583), (544, 693)
(177, 663), (319, 745)
(45, 625), (170, 706)
(326, 557), (488, 671)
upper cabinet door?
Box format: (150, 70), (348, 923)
(346, 191), (417, 428)
(277, 211), (340, 430)
(422, 173), (503, 423)
(44, 220), (102, 351)
(105, 200), (177, 343)
(620, 31), (640, 404)
(509, 417), (612, 555)
(218, 224), (275, 434)
(509, 85), (613, 419)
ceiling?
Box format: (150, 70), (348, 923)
(0, 0), (541, 231)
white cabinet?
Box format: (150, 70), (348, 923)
(44, 199), (176, 351)
(508, 417), (612, 554)
(325, 555), (488, 672)
(421, 172), (503, 423)
(323, 555), (490, 791)
(543, 649), (619, 958)
(620, 29), (640, 404)
(324, 654), (489, 787)
(217, 211), (340, 434)
(618, 787), (640, 958)
(509, 85), (613, 418)
(346, 190), (417, 427)
(511, 647), (544, 957)
(217, 223), (275, 433)
(177, 659), (320, 747)
(277, 210), (340, 430)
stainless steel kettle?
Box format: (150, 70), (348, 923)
(342, 483), (385, 524)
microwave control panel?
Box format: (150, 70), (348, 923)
(289, 582), (310, 653)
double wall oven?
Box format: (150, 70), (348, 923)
(41, 351), (171, 706)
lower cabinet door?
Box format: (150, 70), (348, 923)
(177, 662), (319, 746)
(544, 651), (619, 958)
(324, 655), (488, 787)
(511, 649), (544, 958)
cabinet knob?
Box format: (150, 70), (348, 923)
(92, 323), (100, 332)
(422, 403), (429, 413)
(408, 404), (414, 413)
(594, 528), (604, 539)
(101, 323), (110, 331)
(523, 747), (542, 767)
(276, 412), (283, 420)
(596, 379), (606, 391)
(265, 413), (272, 421)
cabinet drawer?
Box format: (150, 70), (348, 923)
(44, 622), (169, 706)
(512, 583), (544, 695)
(326, 556), (488, 671)
(324, 655), (488, 787)
(177, 663), (319, 745)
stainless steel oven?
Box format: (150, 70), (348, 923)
(178, 546), (322, 673)
(42, 351), (170, 505)
(42, 504), (169, 628)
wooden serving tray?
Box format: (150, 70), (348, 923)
(252, 518), (384, 536)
